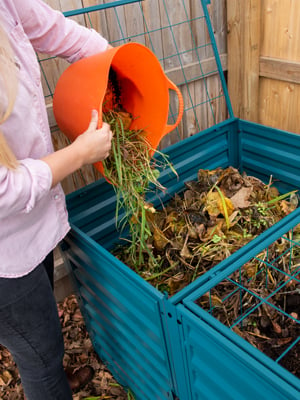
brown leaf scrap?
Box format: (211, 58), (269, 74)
(230, 187), (253, 209)
(205, 191), (234, 218)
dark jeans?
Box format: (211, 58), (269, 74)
(43, 251), (54, 290)
(0, 255), (73, 400)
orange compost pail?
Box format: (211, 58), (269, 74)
(53, 42), (184, 177)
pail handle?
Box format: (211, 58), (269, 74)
(163, 77), (184, 135)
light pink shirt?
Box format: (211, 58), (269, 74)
(0, 0), (108, 277)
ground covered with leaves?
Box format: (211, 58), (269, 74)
(0, 295), (129, 400)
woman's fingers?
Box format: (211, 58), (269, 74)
(87, 109), (99, 131)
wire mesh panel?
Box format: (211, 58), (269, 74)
(198, 233), (300, 376)
(41, 0), (229, 149)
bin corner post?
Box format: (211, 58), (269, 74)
(160, 296), (192, 400)
(201, 0), (234, 119)
(227, 118), (241, 169)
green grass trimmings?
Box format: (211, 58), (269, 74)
(102, 110), (177, 269)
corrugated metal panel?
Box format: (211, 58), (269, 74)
(176, 304), (300, 400)
(63, 230), (174, 400)
(239, 119), (300, 192)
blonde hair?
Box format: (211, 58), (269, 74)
(0, 24), (18, 169)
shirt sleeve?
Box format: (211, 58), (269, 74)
(12, 0), (109, 63)
(0, 159), (52, 218)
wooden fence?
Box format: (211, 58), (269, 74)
(227, 0), (300, 134)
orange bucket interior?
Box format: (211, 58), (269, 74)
(53, 42), (183, 177)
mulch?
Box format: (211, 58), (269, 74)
(0, 294), (129, 400)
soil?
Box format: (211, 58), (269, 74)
(0, 295), (129, 400)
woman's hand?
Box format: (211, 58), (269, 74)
(74, 109), (112, 165)
(42, 110), (113, 187)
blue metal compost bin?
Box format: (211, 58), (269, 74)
(55, 1), (300, 399)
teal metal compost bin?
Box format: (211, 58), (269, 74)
(64, 118), (300, 400)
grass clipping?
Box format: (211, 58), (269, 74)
(102, 110), (177, 268)
(102, 111), (298, 295)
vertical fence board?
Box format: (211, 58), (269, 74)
(258, 0), (300, 134)
(141, 0), (164, 57)
(123, 2), (145, 45)
(160, 0), (194, 147)
(82, 0), (109, 37)
(227, 0), (261, 121)
(228, 0), (300, 134)
(104, 0), (128, 45)
(227, 0), (242, 117)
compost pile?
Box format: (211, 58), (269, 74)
(112, 166), (298, 293)
(111, 163), (299, 379)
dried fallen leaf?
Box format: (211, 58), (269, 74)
(290, 312), (298, 321)
(274, 337), (293, 347)
(153, 226), (169, 251)
(180, 241), (192, 258)
(205, 191), (234, 218)
(202, 292), (223, 307)
(272, 321), (282, 334)
(230, 187), (252, 209)
(244, 262), (257, 278)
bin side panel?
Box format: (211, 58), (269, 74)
(63, 231), (175, 400)
(239, 120), (300, 192)
(177, 305), (300, 400)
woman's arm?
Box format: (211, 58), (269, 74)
(12, 0), (109, 62)
(42, 110), (112, 188)
(0, 111), (112, 217)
